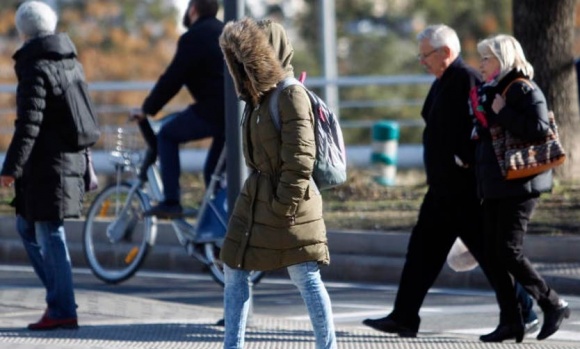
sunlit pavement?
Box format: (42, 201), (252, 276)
(0, 266), (579, 349)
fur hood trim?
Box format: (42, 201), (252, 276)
(220, 18), (292, 106)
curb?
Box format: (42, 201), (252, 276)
(0, 217), (579, 293)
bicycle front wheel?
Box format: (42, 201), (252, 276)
(83, 182), (156, 284)
(203, 241), (266, 287)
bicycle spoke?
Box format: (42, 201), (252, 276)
(83, 183), (155, 284)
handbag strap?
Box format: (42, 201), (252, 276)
(501, 77), (534, 98)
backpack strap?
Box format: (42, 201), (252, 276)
(268, 76), (320, 191)
(268, 77), (302, 130)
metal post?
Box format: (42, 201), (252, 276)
(224, 0), (246, 210)
(223, 0), (254, 327)
(319, 0), (340, 118)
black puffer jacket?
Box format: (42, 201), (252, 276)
(2, 33), (86, 221)
(474, 69), (552, 199)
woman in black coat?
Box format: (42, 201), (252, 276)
(472, 34), (570, 343)
(0, 1), (86, 331)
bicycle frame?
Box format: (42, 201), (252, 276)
(111, 118), (228, 254)
(170, 149), (228, 246)
(105, 142), (158, 244)
(84, 117), (265, 286)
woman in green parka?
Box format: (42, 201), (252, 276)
(219, 18), (337, 349)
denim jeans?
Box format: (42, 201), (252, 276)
(223, 262), (337, 349)
(157, 105), (224, 203)
(16, 215), (77, 319)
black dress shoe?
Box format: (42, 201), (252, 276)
(537, 301), (571, 340)
(362, 316), (417, 337)
(480, 323), (524, 343)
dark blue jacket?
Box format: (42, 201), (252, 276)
(474, 69), (553, 199)
(421, 57), (481, 196)
(142, 16), (225, 128)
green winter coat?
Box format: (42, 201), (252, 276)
(219, 18), (329, 271)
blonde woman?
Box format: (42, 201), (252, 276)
(472, 34), (570, 342)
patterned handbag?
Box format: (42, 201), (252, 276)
(490, 78), (566, 180)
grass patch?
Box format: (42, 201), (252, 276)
(0, 167), (577, 236)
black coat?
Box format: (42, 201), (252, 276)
(421, 57), (481, 196)
(2, 33), (86, 221)
(142, 16), (225, 129)
(474, 69), (552, 199)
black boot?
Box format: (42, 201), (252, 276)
(537, 300), (571, 340)
(480, 323), (524, 343)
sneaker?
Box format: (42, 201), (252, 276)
(143, 202), (183, 219)
(524, 318), (540, 334)
(28, 313), (78, 331)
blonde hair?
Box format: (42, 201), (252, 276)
(477, 34), (534, 80)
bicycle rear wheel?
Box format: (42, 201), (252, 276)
(203, 242), (266, 287)
(83, 182), (156, 284)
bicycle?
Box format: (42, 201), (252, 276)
(82, 116), (265, 286)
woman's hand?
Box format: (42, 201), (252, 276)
(491, 94), (506, 114)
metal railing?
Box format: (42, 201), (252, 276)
(0, 74), (434, 125)
(0, 75), (433, 171)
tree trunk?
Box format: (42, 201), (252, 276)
(513, 0), (580, 180)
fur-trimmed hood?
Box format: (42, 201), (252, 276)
(220, 18), (294, 106)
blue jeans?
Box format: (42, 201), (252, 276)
(16, 216), (77, 319)
(157, 105), (225, 203)
(223, 262), (337, 349)
(517, 282), (537, 323)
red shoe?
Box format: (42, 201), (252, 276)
(28, 313), (78, 331)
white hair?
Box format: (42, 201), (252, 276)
(15, 1), (58, 38)
(477, 34), (534, 80)
(417, 24), (461, 56)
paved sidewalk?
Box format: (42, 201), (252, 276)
(1, 215), (579, 348)
(0, 286), (578, 349)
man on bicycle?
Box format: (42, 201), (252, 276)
(131, 0), (225, 219)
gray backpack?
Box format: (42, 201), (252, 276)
(269, 75), (347, 190)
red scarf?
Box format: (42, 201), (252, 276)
(469, 85), (488, 128)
